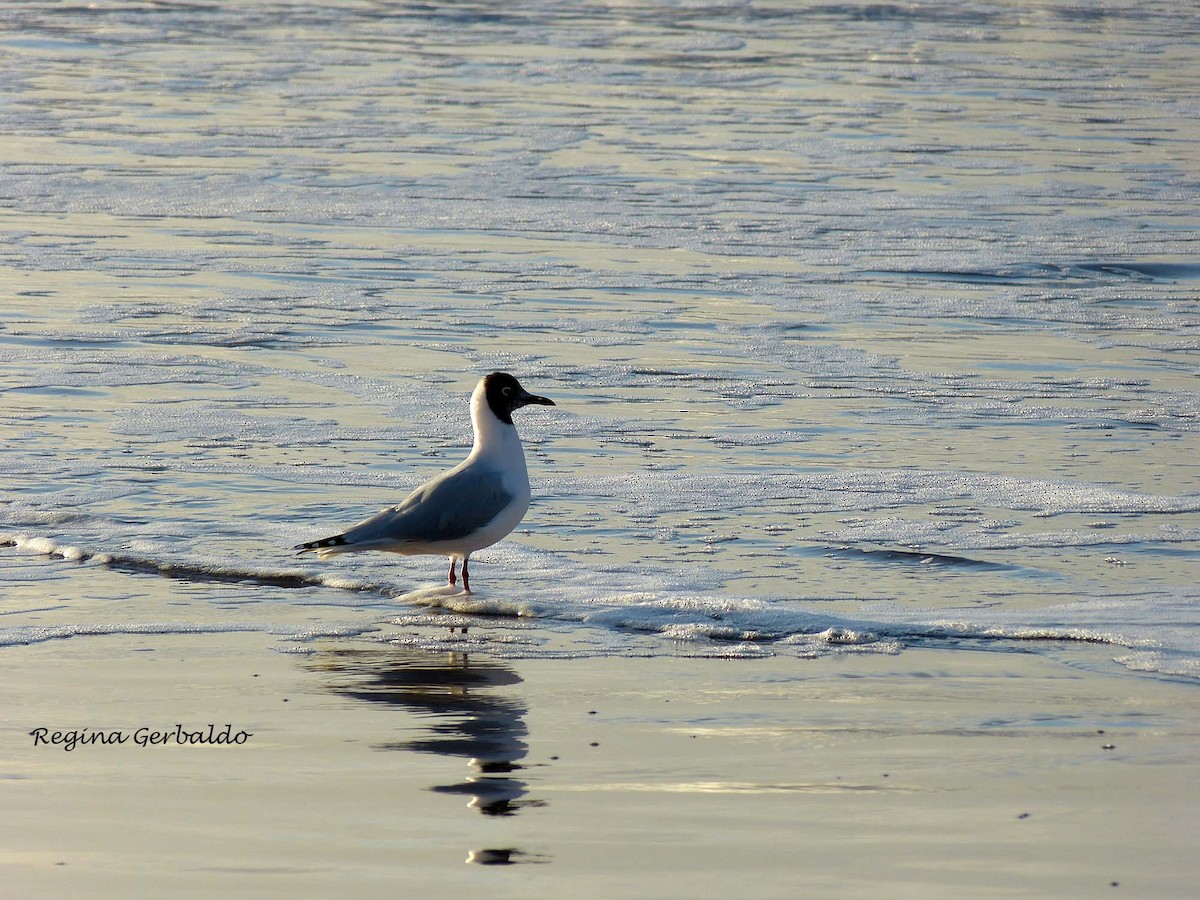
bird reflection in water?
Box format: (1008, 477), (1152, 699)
(307, 646), (548, 865)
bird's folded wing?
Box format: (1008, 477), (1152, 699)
(343, 466), (515, 546)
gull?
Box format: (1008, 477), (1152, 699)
(294, 372), (555, 593)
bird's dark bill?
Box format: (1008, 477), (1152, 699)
(519, 392), (555, 407)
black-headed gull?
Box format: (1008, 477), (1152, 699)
(294, 372), (555, 592)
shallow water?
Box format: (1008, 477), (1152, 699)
(2, 1), (1199, 678)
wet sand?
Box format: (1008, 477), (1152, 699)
(4, 629), (1199, 899)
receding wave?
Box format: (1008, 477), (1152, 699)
(1, 533), (1173, 670)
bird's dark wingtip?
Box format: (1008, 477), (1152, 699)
(293, 535), (348, 554)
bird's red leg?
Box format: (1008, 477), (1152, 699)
(448, 558), (457, 586)
(461, 557), (471, 594)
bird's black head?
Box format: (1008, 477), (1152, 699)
(483, 372), (555, 425)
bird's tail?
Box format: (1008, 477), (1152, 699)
(293, 534), (350, 559)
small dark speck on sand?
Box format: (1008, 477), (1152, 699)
(589, 742), (600, 748)
(1017, 812), (1031, 820)
(1102, 743), (1116, 750)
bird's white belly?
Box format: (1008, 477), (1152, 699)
(458, 490), (531, 554)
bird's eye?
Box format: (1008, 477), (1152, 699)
(501, 386), (513, 396)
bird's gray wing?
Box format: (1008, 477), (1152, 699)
(342, 466), (514, 546)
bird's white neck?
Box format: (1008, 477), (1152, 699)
(468, 379), (526, 468)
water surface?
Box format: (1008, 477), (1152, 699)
(2, 0), (1198, 678)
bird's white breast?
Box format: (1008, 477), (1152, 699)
(454, 397), (533, 553)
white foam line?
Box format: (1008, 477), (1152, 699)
(0, 620), (384, 649)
